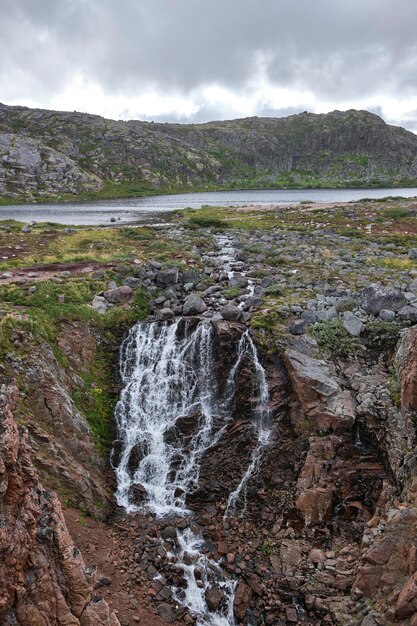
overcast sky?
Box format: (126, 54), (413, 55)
(1, 0), (417, 131)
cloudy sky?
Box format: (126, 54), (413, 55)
(2, 0), (417, 131)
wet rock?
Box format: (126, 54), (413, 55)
(233, 582), (253, 621)
(183, 295), (207, 316)
(103, 286), (133, 303)
(157, 603), (176, 623)
(360, 283), (407, 314)
(229, 273), (248, 288)
(205, 587), (225, 611)
(161, 526), (177, 540)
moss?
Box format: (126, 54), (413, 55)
(187, 215), (229, 229)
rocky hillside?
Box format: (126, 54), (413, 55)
(2, 197), (417, 624)
(1, 104), (417, 202)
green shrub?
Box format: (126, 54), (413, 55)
(314, 318), (359, 359)
(187, 216), (229, 229)
(364, 320), (400, 353)
(264, 284), (285, 297)
(383, 207), (410, 219)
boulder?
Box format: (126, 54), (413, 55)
(183, 295), (207, 316)
(342, 311), (364, 336)
(157, 268), (179, 288)
(102, 286), (133, 303)
(92, 295), (111, 314)
(359, 283), (407, 314)
(220, 303), (242, 322)
(229, 273), (248, 288)
(233, 582), (253, 620)
(205, 587), (225, 611)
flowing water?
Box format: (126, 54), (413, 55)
(113, 232), (273, 624)
(114, 318), (271, 624)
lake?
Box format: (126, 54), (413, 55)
(1, 187), (417, 226)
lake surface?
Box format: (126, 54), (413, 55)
(1, 187), (417, 226)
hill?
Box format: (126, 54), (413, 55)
(0, 104), (417, 202)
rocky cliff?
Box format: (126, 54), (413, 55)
(1, 104), (417, 201)
(0, 385), (120, 626)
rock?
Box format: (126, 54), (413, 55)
(91, 270), (105, 280)
(287, 319), (306, 335)
(397, 326), (417, 411)
(157, 603), (176, 623)
(379, 309), (396, 321)
(161, 525), (177, 540)
(123, 277), (143, 289)
(229, 273), (248, 288)
(286, 607), (298, 622)
(408, 248), (417, 259)
(103, 286), (133, 303)
(220, 303), (242, 322)
(398, 305), (417, 322)
(309, 548), (326, 564)
(92, 295), (111, 314)
(110, 217), (116, 222)
(21, 224), (31, 233)
(183, 295), (207, 316)
(28, 285), (37, 294)
(157, 268), (179, 288)
(63, 228), (76, 235)
(0, 386), (120, 626)
(316, 307), (338, 322)
(359, 283), (407, 314)
(396, 571), (417, 619)
(233, 582), (253, 621)
(342, 311), (364, 336)
(159, 308), (175, 320)
(205, 587), (225, 611)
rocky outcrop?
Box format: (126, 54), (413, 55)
(1, 104), (417, 200)
(397, 326), (417, 411)
(6, 321), (115, 516)
(0, 385), (119, 626)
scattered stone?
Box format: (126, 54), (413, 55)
(360, 283), (407, 314)
(379, 309), (396, 321)
(103, 286), (133, 303)
(157, 603), (176, 623)
(183, 295), (207, 316)
(342, 311), (364, 337)
(220, 303), (242, 322)
(288, 319), (306, 335)
(92, 295), (111, 314)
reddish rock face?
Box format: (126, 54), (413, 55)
(0, 386), (119, 626)
(398, 326), (417, 411)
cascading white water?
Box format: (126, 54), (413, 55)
(113, 237), (272, 624)
(115, 319), (225, 517)
(224, 331), (272, 518)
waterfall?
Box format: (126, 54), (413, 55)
(113, 318), (271, 625)
(224, 331), (272, 518)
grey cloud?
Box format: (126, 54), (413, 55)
(1, 0), (417, 126)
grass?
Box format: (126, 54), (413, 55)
(383, 207), (410, 219)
